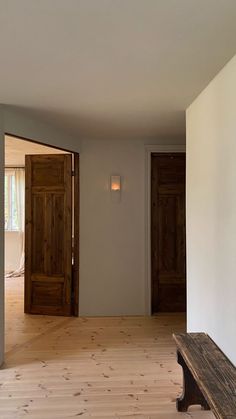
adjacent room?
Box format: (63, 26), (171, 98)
(4, 135), (79, 353)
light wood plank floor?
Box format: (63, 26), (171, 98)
(1, 277), (214, 419)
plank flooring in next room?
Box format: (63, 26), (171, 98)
(1, 277), (214, 419)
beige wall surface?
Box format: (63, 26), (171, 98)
(80, 138), (146, 316)
(186, 55), (236, 365)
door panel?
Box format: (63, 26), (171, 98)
(32, 194), (45, 273)
(25, 154), (72, 316)
(151, 153), (186, 312)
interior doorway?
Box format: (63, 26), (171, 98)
(151, 152), (186, 313)
(4, 135), (79, 322)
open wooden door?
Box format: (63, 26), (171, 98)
(25, 154), (73, 316)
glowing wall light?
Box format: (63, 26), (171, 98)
(110, 175), (121, 192)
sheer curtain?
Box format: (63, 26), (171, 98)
(6, 168), (25, 277)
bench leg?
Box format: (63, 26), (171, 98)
(177, 350), (210, 412)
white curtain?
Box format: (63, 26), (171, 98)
(6, 168), (25, 277)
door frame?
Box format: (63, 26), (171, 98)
(4, 132), (80, 316)
(144, 144), (186, 315)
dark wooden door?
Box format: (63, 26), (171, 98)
(151, 153), (186, 312)
(25, 154), (72, 316)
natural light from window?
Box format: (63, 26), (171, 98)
(5, 171), (19, 231)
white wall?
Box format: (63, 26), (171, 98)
(5, 232), (22, 272)
(80, 139), (146, 315)
(3, 106), (79, 151)
(187, 55), (236, 365)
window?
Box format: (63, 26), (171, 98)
(5, 171), (19, 231)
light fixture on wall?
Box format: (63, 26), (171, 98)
(110, 175), (121, 192)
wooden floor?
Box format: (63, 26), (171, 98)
(1, 277), (214, 419)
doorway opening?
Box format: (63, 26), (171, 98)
(151, 152), (186, 313)
(4, 134), (79, 352)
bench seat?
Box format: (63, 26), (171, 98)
(173, 333), (236, 418)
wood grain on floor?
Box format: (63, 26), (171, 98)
(1, 277), (214, 419)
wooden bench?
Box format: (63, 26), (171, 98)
(173, 333), (236, 418)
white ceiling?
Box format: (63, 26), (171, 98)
(5, 135), (68, 166)
(1, 1), (236, 139)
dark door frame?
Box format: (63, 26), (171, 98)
(4, 133), (80, 316)
(145, 145), (186, 315)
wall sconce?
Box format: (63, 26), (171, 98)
(110, 175), (121, 192)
